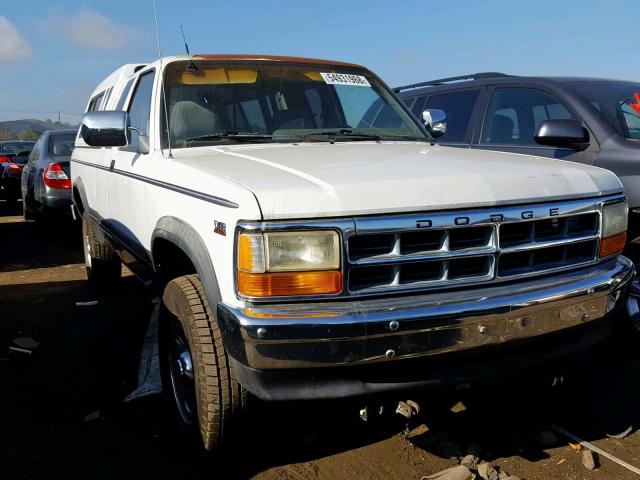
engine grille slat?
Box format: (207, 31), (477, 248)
(347, 204), (601, 294)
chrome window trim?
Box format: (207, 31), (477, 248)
(235, 193), (625, 303)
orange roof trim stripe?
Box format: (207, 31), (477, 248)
(192, 54), (366, 70)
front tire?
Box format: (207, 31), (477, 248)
(81, 213), (121, 286)
(161, 274), (245, 452)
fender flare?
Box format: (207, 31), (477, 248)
(72, 177), (88, 212)
(151, 216), (223, 312)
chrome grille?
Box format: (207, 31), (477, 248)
(346, 199), (604, 295)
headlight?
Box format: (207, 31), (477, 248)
(237, 230), (342, 297)
(600, 201), (628, 257)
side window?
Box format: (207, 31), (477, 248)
(411, 97), (427, 118)
(127, 71), (155, 149)
(102, 87), (113, 110)
(424, 90), (480, 143)
(116, 78), (135, 111)
(621, 101), (640, 140)
(28, 139), (41, 165)
(87, 92), (105, 112)
(481, 88), (574, 146)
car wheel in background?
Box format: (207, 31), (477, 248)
(81, 213), (121, 285)
(22, 196), (34, 221)
(161, 274), (247, 453)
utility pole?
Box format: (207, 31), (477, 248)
(57, 110), (61, 126)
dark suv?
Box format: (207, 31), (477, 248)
(395, 73), (640, 246)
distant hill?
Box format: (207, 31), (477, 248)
(0, 119), (77, 134)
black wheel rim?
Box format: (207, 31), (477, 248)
(168, 323), (196, 425)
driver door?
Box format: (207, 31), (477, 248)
(107, 69), (156, 266)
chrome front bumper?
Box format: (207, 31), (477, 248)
(218, 256), (634, 370)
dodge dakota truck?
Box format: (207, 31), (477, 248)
(71, 54), (634, 452)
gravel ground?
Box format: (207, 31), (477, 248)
(1, 202), (640, 480)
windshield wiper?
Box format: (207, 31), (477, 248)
(184, 132), (273, 143)
(299, 129), (382, 142)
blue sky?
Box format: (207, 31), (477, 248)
(0, 0), (637, 123)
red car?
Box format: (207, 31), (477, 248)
(0, 141), (35, 204)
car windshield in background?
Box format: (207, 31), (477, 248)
(570, 81), (640, 140)
(0, 141), (35, 154)
(50, 134), (76, 156)
(161, 61), (428, 148)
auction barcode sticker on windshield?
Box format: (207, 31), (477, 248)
(320, 72), (371, 87)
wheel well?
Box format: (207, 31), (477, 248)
(152, 237), (198, 287)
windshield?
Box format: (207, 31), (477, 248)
(570, 81), (640, 140)
(161, 60), (429, 148)
(50, 134), (76, 156)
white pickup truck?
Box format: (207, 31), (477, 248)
(72, 54), (634, 451)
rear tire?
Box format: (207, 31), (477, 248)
(161, 274), (246, 452)
(82, 213), (121, 286)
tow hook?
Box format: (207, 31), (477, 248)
(626, 275), (640, 329)
(396, 400), (420, 419)
(359, 400), (421, 422)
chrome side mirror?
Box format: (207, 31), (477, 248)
(80, 111), (128, 147)
(422, 109), (447, 138)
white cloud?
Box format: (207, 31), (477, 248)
(0, 16), (33, 62)
(48, 11), (140, 49)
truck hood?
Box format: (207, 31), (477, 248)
(174, 142), (623, 220)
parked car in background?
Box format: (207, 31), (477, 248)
(395, 73), (640, 251)
(21, 130), (75, 221)
(73, 55), (633, 453)
(0, 140), (36, 157)
(0, 140), (35, 204)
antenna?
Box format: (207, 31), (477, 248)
(180, 25), (197, 72)
(153, 0), (162, 58)
(153, 1), (172, 158)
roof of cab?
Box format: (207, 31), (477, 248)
(88, 55), (368, 100)
(136, 54), (366, 71)
(90, 63), (147, 97)
(190, 54), (365, 69)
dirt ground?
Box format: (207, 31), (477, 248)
(2, 201), (640, 480)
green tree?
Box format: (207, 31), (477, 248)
(16, 128), (40, 141)
(0, 126), (15, 140)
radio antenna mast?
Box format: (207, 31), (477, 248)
(153, 0), (162, 58)
(180, 25), (197, 72)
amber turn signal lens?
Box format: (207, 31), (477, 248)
(599, 232), (626, 258)
(238, 271), (343, 297)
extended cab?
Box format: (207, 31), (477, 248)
(72, 55), (634, 452)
